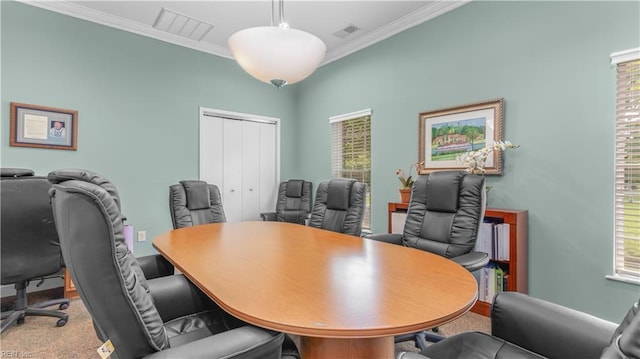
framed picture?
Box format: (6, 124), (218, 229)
(418, 98), (504, 175)
(10, 102), (78, 151)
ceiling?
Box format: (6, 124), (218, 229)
(21, 1), (469, 65)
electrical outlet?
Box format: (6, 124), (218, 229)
(137, 231), (146, 242)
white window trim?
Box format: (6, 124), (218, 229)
(611, 48), (640, 65)
(608, 48), (640, 285)
(329, 109), (372, 124)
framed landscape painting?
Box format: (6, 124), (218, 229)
(418, 98), (504, 175)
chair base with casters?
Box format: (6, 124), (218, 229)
(1, 281), (69, 333)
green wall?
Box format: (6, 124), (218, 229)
(1, 1), (298, 256)
(295, 1), (640, 321)
(2, 1), (639, 322)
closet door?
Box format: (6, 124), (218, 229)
(241, 121), (261, 220)
(222, 120), (244, 222)
(259, 123), (277, 215)
(199, 117), (224, 189)
(199, 110), (279, 223)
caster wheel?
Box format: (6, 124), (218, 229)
(56, 318), (67, 327)
(17, 317), (25, 325)
(432, 327), (440, 333)
(59, 303), (69, 310)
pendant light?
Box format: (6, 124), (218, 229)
(228, 0), (326, 88)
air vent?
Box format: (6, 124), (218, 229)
(333, 24), (361, 39)
(153, 8), (214, 42)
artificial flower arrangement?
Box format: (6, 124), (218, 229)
(457, 140), (519, 175)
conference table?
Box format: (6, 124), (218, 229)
(153, 222), (478, 359)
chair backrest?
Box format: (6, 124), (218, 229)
(48, 169), (168, 359)
(1, 168), (63, 285)
(275, 180), (312, 224)
(403, 171), (485, 259)
(309, 178), (367, 236)
(169, 180), (226, 229)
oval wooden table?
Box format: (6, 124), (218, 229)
(153, 222), (478, 359)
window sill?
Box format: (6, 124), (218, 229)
(606, 274), (640, 285)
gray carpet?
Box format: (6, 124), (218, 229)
(1, 289), (490, 358)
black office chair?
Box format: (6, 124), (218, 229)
(260, 180), (312, 224)
(169, 180), (226, 229)
(398, 292), (638, 359)
(136, 180), (229, 280)
(48, 169), (286, 359)
(367, 171), (488, 350)
(308, 178), (367, 236)
(1, 168), (69, 333)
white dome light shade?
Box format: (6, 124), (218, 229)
(229, 26), (326, 88)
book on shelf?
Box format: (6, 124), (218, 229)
(475, 221), (510, 261)
(478, 262), (508, 303)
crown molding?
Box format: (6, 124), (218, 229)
(16, 0), (234, 59)
(17, 0), (469, 66)
(322, 1), (470, 65)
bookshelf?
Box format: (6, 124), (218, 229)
(387, 203), (528, 317)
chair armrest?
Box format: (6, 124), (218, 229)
(137, 254), (174, 280)
(364, 233), (403, 245)
(450, 252), (489, 272)
(492, 292), (617, 359)
(147, 274), (216, 322)
(143, 326), (285, 359)
(260, 212), (277, 221)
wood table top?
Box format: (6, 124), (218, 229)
(153, 221), (477, 339)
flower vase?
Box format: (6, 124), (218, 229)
(399, 188), (411, 203)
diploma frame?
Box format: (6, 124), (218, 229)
(10, 102), (78, 150)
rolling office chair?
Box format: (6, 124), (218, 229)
(308, 178), (367, 236)
(137, 180), (228, 280)
(48, 169), (285, 359)
(1, 168), (69, 333)
(367, 171), (489, 350)
(260, 180), (312, 224)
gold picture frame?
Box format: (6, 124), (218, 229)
(418, 98), (504, 175)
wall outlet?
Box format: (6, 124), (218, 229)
(137, 230), (146, 242)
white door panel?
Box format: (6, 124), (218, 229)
(241, 121), (261, 221)
(199, 108), (279, 223)
(223, 120), (243, 222)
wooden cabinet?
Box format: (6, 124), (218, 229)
(64, 268), (78, 299)
(471, 208), (528, 316)
(387, 203), (528, 317)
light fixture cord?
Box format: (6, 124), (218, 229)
(279, 0), (285, 25)
(271, 0), (275, 26)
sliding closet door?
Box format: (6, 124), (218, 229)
(199, 110), (279, 222)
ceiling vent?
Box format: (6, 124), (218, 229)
(153, 8), (214, 42)
(333, 24), (361, 39)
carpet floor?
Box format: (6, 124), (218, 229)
(1, 289), (490, 358)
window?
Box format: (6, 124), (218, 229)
(612, 48), (640, 282)
(330, 110), (371, 231)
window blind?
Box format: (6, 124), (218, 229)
(330, 112), (371, 230)
(613, 50), (640, 279)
